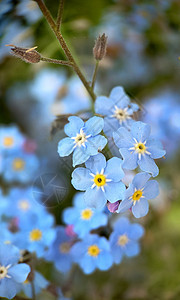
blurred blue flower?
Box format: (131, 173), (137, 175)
(113, 121), (166, 177)
(0, 223), (15, 245)
(19, 271), (48, 298)
(72, 153), (125, 209)
(109, 217), (144, 264)
(0, 244), (30, 299)
(71, 234), (113, 274)
(45, 226), (75, 273)
(58, 116), (107, 167)
(95, 86), (139, 136)
(118, 172), (159, 218)
(2, 151), (39, 183)
(0, 125), (25, 153)
(63, 193), (108, 238)
(16, 0), (42, 24)
(14, 212), (56, 258)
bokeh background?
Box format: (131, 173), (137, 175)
(1, 0), (180, 299)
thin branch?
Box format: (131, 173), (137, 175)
(56, 0), (65, 32)
(31, 280), (36, 300)
(40, 56), (73, 67)
(91, 60), (99, 90)
(35, 0), (96, 102)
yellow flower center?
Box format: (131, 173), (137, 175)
(118, 234), (129, 246)
(132, 190), (143, 202)
(94, 174), (106, 187)
(29, 229), (42, 241)
(3, 136), (14, 147)
(59, 242), (70, 253)
(87, 245), (100, 257)
(12, 158), (25, 171)
(135, 142), (146, 154)
(18, 200), (30, 211)
(4, 240), (11, 245)
(81, 209), (93, 220)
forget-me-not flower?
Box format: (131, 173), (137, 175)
(71, 153), (125, 209)
(0, 244), (30, 299)
(18, 271), (48, 298)
(95, 86), (139, 136)
(58, 116), (107, 167)
(0, 125), (25, 153)
(109, 217), (144, 264)
(63, 193), (108, 238)
(71, 234), (113, 274)
(118, 172), (159, 218)
(113, 121), (166, 177)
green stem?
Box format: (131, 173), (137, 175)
(40, 56), (73, 67)
(31, 280), (36, 300)
(91, 60), (99, 90)
(35, 0), (96, 102)
(56, 0), (65, 32)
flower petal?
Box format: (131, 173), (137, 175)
(105, 157), (124, 182)
(64, 116), (84, 137)
(138, 155), (159, 177)
(143, 180), (159, 199)
(128, 224), (144, 240)
(8, 264), (30, 283)
(132, 172), (151, 190)
(105, 181), (125, 203)
(84, 116), (104, 136)
(131, 121), (151, 142)
(97, 251), (113, 271)
(117, 198), (132, 213)
(95, 96), (114, 116)
(84, 187), (107, 209)
(86, 135), (107, 155)
(132, 199), (149, 218)
(124, 241), (140, 257)
(113, 127), (134, 148)
(85, 153), (106, 173)
(71, 168), (92, 190)
(121, 148), (138, 170)
(57, 138), (74, 157)
(146, 138), (166, 159)
(72, 147), (90, 167)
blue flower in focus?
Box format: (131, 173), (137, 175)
(0, 126), (25, 153)
(63, 193), (108, 238)
(19, 271), (48, 298)
(109, 217), (144, 264)
(2, 151), (39, 183)
(72, 153), (125, 209)
(45, 226), (75, 273)
(71, 234), (113, 274)
(113, 121), (166, 177)
(58, 116), (107, 167)
(95, 86), (139, 136)
(118, 172), (159, 218)
(14, 212), (56, 258)
(0, 244), (30, 299)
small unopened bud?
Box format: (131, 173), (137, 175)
(93, 33), (107, 61)
(107, 201), (120, 213)
(6, 45), (41, 63)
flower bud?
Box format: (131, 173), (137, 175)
(107, 201), (120, 213)
(93, 33), (108, 61)
(8, 45), (41, 63)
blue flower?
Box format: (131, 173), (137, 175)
(63, 193), (108, 238)
(118, 172), (159, 218)
(19, 271), (48, 298)
(58, 116), (107, 167)
(95, 86), (139, 136)
(14, 212), (56, 258)
(109, 217), (144, 264)
(0, 223), (15, 245)
(2, 151), (39, 183)
(0, 244), (30, 299)
(45, 226), (75, 273)
(71, 234), (113, 274)
(113, 121), (166, 177)
(0, 125), (25, 153)
(72, 153), (125, 209)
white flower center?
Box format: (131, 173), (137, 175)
(112, 106), (131, 124)
(71, 128), (91, 148)
(18, 200), (30, 211)
(0, 265), (11, 279)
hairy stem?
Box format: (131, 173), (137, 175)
(40, 56), (73, 67)
(35, 0), (96, 102)
(91, 60), (99, 90)
(56, 0), (65, 32)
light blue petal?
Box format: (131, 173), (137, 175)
(111, 246), (123, 264)
(98, 236), (110, 251)
(110, 86), (128, 103)
(124, 241), (140, 257)
(95, 96), (114, 116)
(112, 216), (130, 231)
(128, 224), (144, 240)
(71, 168), (92, 191)
(8, 264), (30, 283)
(97, 251), (113, 271)
(105, 157), (124, 182)
(131, 121), (151, 142)
(71, 242), (86, 262)
(132, 172), (151, 190)
(35, 271), (49, 289)
(91, 213), (108, 229)
(0, 244), (19, 266)
(73, 192), (85, 208)
(84, 187), (107, 209)
(121, 148), (138, 170)
(132, 199), (149, 218)
(80, 255), (96, 274)
(113, 127), (134, 148)
(146, 138), (166, 159)
(105, 181), (125, 203)
(63, 207), (79, 224)
(143, 180), (159, 199)
(103, 117), (119, 136)
(86, 135), (107, 155)
(84, 116), (104, 136)
(125, 184), (134, 199)
(117, 198), (132, 213)
(85, 153), (106, 173)
(57, 138), (74, 157)
(0, 278), (17, 299)
(64, 116), (84, 137)
(55, 256), (72, 273)
(138, 155), (159, 177)
(72, 147), (90, 167)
